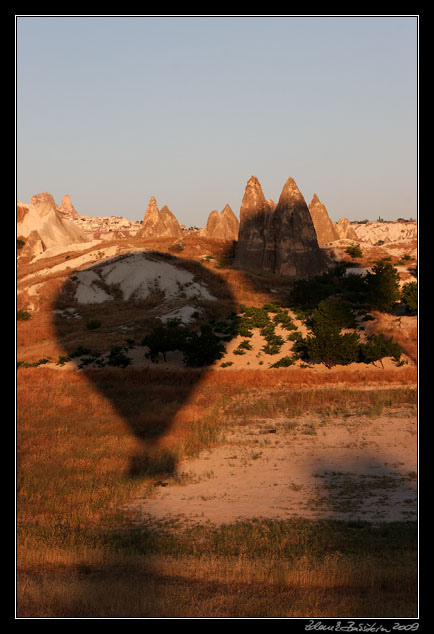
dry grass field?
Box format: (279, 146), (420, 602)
(16, 234), (418, 618)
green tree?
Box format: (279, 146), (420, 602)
(305, 328), (360, 368)
(182, 325), (226, 367)
(365, 260), (401, 312)
(401, 281), (417, 313)
(310, 299), (357, 332)
(359, 334), (402, 367)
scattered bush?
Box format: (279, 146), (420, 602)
(270, 356), (295, 368)
(17, 309), (31, 321)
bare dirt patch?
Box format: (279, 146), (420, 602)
(123, 405), (417, 528)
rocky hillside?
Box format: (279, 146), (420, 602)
(352, 221), (417, 244)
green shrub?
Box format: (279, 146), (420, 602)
(262, 302), (282, 313)
(17, 309), (31, 321)
(270, 356), (295, 368)
(106, 346), (132, 368)
(272, 310), (297, 331)
(359, 334), (402, 366)
(401, 281), (417, 313)
(69, 345), (93, 358)
(345, 243), (363, 258)
(305, 329), (361, 368)
(86, 319), (102, 330)
(168, 242), (184, 252)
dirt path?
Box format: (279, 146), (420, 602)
(123, 405), (417, 527)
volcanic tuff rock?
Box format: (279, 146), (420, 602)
(234, 176), (327, 278)
(308, 193), (339, 245)
(17, 193), (89, 256)
(57, 194), (79, 219)
(334, 217), (358, 240)
(137, 197), (182, 239)
(200, 204), (239, 240)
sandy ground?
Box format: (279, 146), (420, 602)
(122, 405), (417, 528)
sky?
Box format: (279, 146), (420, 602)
(16, 15), (418, 226)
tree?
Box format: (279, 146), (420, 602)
(401, 281), (417, 313)
(365, 260), (401, 312)
(359, 334), (402, 367)
(305, 327), (360, 368)
(182, 325), (226, 367)
(304, 301), (360, 368)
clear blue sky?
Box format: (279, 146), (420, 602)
(16, 15), (418, 225)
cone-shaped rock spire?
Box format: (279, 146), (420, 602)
(234, 176), (327, 278)
(308, 193), (339, 245)
(137, 197), (182, 238)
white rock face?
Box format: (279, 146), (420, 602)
(352, 222), (417, 244)
(73, 253), (216, 304)
(17, 193), (89, 252)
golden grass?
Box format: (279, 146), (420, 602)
(17, 551), (417, 618)
(16, 367), (418, 618)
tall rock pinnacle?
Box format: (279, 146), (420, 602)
(58, 194), (79, 219)
(234, 176), (327, 278)
(200, 204), (239, 240)
(137, 197), (182, 239)
(233, 176), (271, 270)
(308, 193), (339, 245)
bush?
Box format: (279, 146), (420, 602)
(305, 329), (361, 368)
(86, 319), (102, 330)
(106, 346), (132, 368)
(345, 243), (363, 258)
(168, 242), (184, 252)
(359, 334), (402, 366)
(17, 309), (31, 321)
(272, 309), (297, 331)
(270, 356), (295, 368)
(401, 281), (417, 313)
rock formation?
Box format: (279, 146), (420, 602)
(200, 204), (239, 240)
(57, 194), (79, 219)
(234, 176), (327, 278)
(17, 193), (89, 256)
(137, 197), (182, 239)
(334, 217), (358, 240)
(308, 194), (339, 245)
